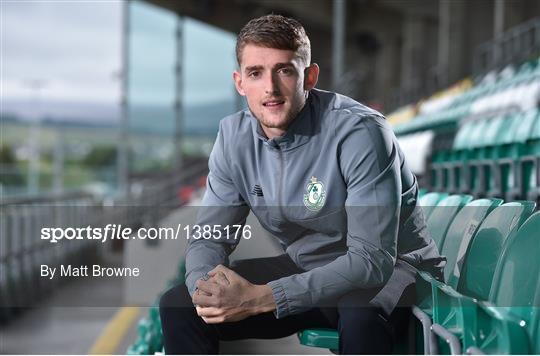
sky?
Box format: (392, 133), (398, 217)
(2, 0), (123, 104)
(1, 0), (238, 122)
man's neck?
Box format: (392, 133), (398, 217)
(261, 125), (287, 140)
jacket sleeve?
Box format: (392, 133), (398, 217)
(267, 115), (401, 318)
(184, 123), (250, 297)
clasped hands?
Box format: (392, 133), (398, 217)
(193, 264), (276, 324)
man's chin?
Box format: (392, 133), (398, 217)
(260, 118), (290, 130)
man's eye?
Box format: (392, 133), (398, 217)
(248, 71), (260, 78)
(278, 68), (293, 75)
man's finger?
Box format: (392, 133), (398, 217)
(211, 271), (230, 286)
(208, 264), (228, 276)
(209, 265), (236, 281)
(195, 279), (221, 295)
(200, 316), (224, 324)
(196, 306), (223, 317)
(196, 288), (212, 297)
(192, 293), (219, 307)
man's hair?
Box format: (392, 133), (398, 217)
(236, 14), (311, 67)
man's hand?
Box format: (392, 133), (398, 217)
(193, 265), (276, 324)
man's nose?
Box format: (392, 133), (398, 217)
(264, 73), (280, 95)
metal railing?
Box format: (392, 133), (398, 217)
(0, 162), (208, 322)
(473, 17), (540, 76)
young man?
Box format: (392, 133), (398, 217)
(160, 14), (444, 354)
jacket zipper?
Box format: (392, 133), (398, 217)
(277, 146), (286, 220)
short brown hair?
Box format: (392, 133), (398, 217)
(236, 14), (311, 66)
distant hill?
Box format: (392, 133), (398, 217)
(1, 98), (244, 136)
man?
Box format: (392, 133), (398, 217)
(160, 14), (444, 354)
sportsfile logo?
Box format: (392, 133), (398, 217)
(40, 224), (253, 243)
(41, 224), (133, 244)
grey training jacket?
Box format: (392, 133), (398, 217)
(185, 88), (444, 318)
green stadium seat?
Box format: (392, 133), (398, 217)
(418, 192), (449, 219)
(467, 120), (495, 197)
(431, 150), (452, 192)
(522, 109), (540, 201)
(440, 198), (503, 286)
(429, 201), (535, 353)
(493, 112), (527, 201)
(412, 195), (472, 353)
(533, 306), (540, 355)
(425, 195), (473, 250)
(414, 197), (502, 354)
(297, 328), (339, 352)
(460, 211), (540, 354)
(452, 121), (478, 194)
(480, 115), (507, 198)
(300, 195), (474, 354)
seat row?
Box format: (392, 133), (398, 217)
(298, 192), (539, 355)
(430, 107), (540, 202)
(392, 56), (540, 137)
(414, 191), (539, 354)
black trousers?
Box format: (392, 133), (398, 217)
(159, 254), (411, 354)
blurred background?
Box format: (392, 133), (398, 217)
(1, 0), (540, 354)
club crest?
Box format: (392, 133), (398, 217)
(303, 176), (326, 211)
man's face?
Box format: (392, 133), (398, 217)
(233, 44), (318, 137)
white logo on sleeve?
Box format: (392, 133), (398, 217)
(303, 176), (327, 211)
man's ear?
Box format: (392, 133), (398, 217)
(233, 71), (246, 96)
(304, 63), (319, 90)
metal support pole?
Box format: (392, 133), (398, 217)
(52, 128), (64, 193)
(174, 16), (184, 174)
(438, 0), (450, 88)
(332, 0), (346, 91)
(493, 0), (505, 67)
(118, 0), (130, 198)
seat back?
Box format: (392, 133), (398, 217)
(533, 307), (540, 355)
(489, 212), (540, 321)
(418, 192), (448, 219)
(457, 201), (536, 299)
(453, 120), (476, 150)
(426, 195), (473, 250)
(440, 198), (503, 285)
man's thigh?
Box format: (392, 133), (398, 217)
(198, 254), (334, 340)
(228, 253), (304, 284)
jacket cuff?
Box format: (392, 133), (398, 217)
(267, 280), (290, 319)
(185, 269), (209, 298)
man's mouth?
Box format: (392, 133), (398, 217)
(262, 100), (285, 107)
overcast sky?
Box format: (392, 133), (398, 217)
(2, 0), (123, 104)
(1, 0), (237, 121)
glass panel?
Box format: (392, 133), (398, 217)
(127, 0), (177, 172)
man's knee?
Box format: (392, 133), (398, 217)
(339, 307), (390, 330)
(159, 283), (193, 310)
(338, 307), (394, 354)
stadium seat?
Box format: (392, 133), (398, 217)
(431, 150), (452, 192)
(461, 211), (540, 354)
(502, 109), (539, 201)
(418, 192), (448, 219)
(297, 328), (339, 352)
(414, 197), (502, 354)
(522, 109), (540, 202)
(497, 113), (523, 201)
(429, 201), (536, 353)
(480, 115), (507, 199)
(452, 120), (478, 194)
(425, 195), (473, 250)
(467, 120), (495, 198)
(299, 194), (475, 354)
